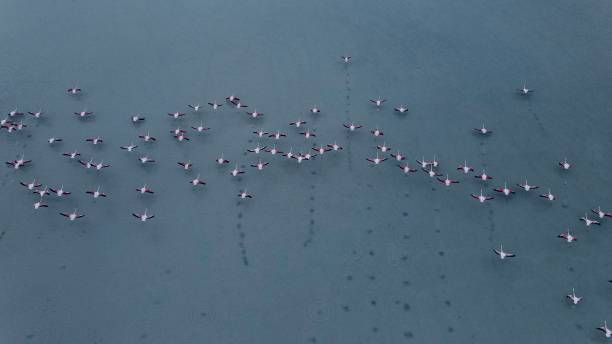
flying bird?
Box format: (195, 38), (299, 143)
(367, 153), (387, 165)
(539, 189), (555, 201)
(178, 161), (193, 170)
(33, 197), (48, 210)
(559, 158), (571, 170)
(230, 165), (245, 177)
(471, 189), (494, 203)
(131, 114), (145, 123)
(377, 142), (391, 153)
(494, 182), (515, 197)
(313, 145), (331, 155)
(592, 207), (612, 219)
(189, 174), (206, 186)
(394, 105), (409, 113)
(215, 154), (230, 165)
(438, 174), (459, 186)
(66, 87), (82, 95)
(133, 208), (155, 222)
(343, 122), (362, 131)
(250, 159), (269, 171)
(473, 124), (492, 135)
(168, 111), (186, 119)
(269, 131), (287, 140)
(138, 156), (155, 164)
(28, 110), (44, 118)
(327, 142), (343, 151)
(232, 101), (248, 109)
(558, 230), (577, 243)
(20, 179), (41, 190)
(225, 94), (240, 102)
(85, 136), (103, 145)
(50, 185), (71, 197)
(370, 127), (384, 137)
(369, 97), (386, 107)
(517, 180), (539, 192)
(566, 288), (582, 305)
(47, 137), (62, 144)
(246, 110), (264, 119)
(60, 209), (84, 221)
(475, 170), (493, 181)
(398, 163), (418, 174)
(300, 130), (316, 139)
(598, 321), (612, 338)
(192, 122), (210, 132)
(6, 154), (31, 170)
(516, 83), (534, 95)
(136, 184), (154, 194)
(208, 101), (222, 110)
(120, 143), (138, 152)
(238, 189), (253, 199)
(580, 213), (600, 227)
(138, 131), (157, 142)
(188, 104), (203, 112)
(74, 110), (93, 118)
(247, 143), (267, 154)
(86, 186), (107, 199)
(289, 119), (307, 128)
(493, 245), (515, 259)
(266, 145), (282, 155)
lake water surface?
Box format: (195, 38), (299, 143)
(1, 0), (612, 343)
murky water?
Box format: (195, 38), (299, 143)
(1, 0), (612, 342)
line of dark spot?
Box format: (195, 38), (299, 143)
(236, 211), (249, 266)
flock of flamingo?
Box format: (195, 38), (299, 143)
(3, 55), (612, 338)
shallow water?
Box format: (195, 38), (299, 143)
(1, 0), (612, 343)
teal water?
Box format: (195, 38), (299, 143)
(2, 0), (612, 343)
